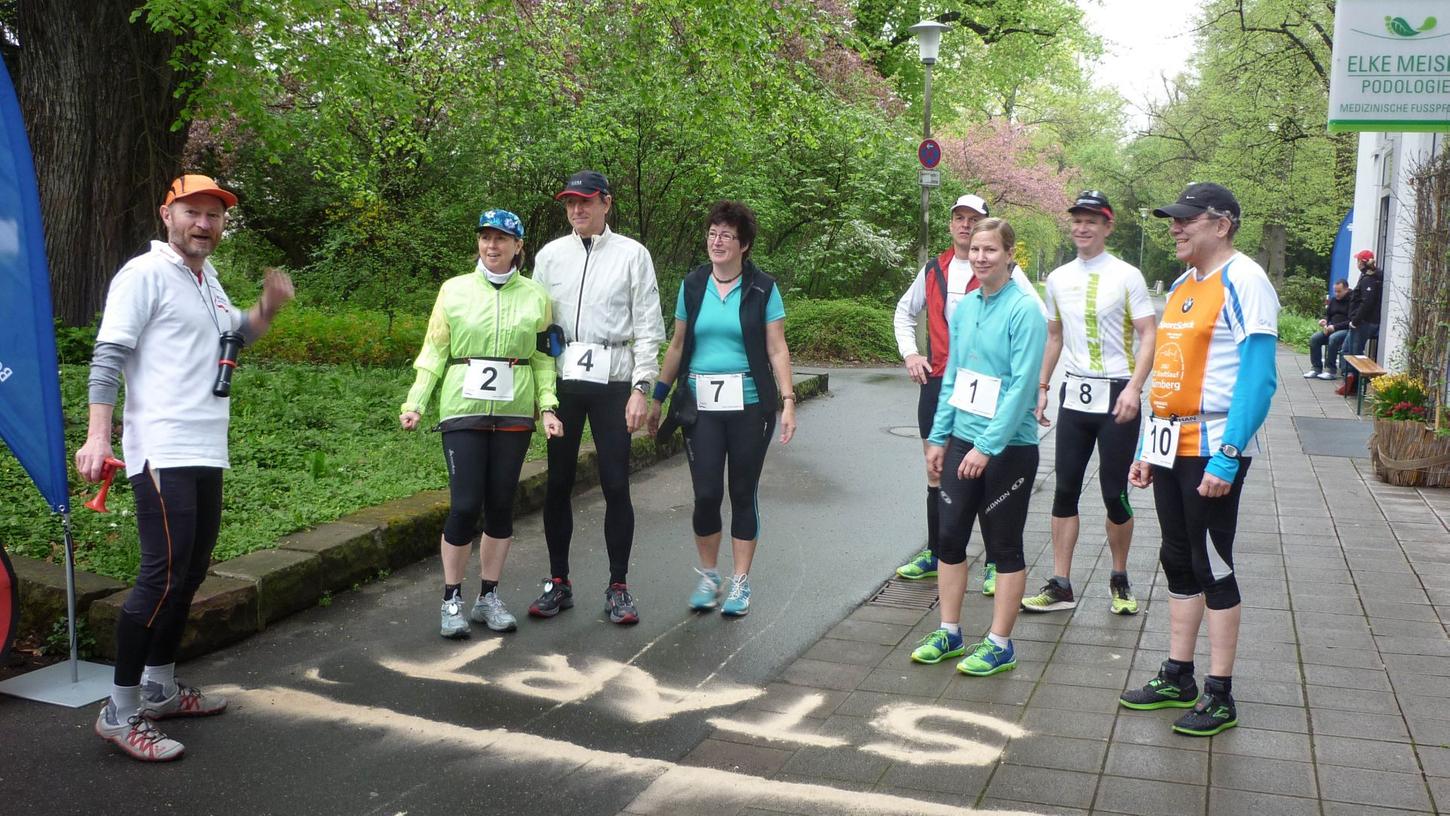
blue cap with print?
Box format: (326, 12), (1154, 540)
(477, 208), (524, 239)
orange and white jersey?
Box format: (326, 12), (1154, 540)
(1149, 253), (1280, 457)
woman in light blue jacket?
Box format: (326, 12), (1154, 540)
(908, 218), (1047, 677)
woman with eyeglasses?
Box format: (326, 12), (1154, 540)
(400, 208), (564, 639)
(649, 200), (796, 617)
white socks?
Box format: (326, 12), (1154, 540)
(941, 622), (961, 635)
(986, 632), (1011, 649)
(110, 684), (140, 720)
(141, 662), (177, 698)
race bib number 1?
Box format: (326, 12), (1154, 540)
(1142, 416), (1179, 468)
(463, 359), (516, 402)
(561, 342), (610, 384)
(947, 368), (1001, 419)
(695, 373), (745, 411)
(1064, 374), (1112, 415)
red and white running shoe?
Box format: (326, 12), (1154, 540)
(95, 702), (184, 762)
(140, 682), (228, 719)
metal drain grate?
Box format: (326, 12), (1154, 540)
(867, 577), (940, 611)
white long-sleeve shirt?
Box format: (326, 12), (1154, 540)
(893, 259), (1047, 359)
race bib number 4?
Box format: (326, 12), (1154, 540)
(462, 359), (516, 402)
(694, 373), (745, 411)
(1064, 374), (1112, 415)
(561, 342), (610, 383)
(947, 368), (1002, 419)
(1142, 416), (1179, 467)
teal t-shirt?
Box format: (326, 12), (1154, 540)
(675, 277), (786, 404)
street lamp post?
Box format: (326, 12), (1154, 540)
(910, 20), (950, 269)
(1138, 207), (1150, 273)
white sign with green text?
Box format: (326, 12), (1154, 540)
(1329, 0), (1450, 131)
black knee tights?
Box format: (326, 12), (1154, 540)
(443, 429), (532, 544)
(543, 382), (635, 583)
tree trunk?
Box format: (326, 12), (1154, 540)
(1259, 222), (1287, 285)
(8, 0), (191, 327)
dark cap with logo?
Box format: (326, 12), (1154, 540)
(1152, 182), (1240, 220)
(1068, 190), (1113, 219)
(554, 170), (612, 200)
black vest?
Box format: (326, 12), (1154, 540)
(662, 261), (779, 436)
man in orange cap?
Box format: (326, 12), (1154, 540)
(75, 175), (294, 761)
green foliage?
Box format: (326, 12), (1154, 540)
(1278, 274), (1328, 319)
(41, 617), (96, 659)
(248, 308), (426, 367)
(1277, 311), (1319, 353)
(53, 318), (99, 365)
(0, 362), (556, 580)
(1370, 373), (1431, 422)
(783, 299), (897, 363)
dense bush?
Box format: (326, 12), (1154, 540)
(1278, 311), (1318, 353)
(1279, 274), (1329, 319)
(248, 308), (426, 367)
(784, 298), (898, 363)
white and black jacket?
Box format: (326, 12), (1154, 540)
(532, 225), (665, 385)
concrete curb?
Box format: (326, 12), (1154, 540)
(12, 372), (829, 660)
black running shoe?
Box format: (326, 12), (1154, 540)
(605, 582), (639, 625)
(528, 577), (574, 618)
(1119, 661), (1199, 710)
(1172, 679), (1237, 736)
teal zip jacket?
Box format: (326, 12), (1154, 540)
(402, 268), (559, 422)
(929, 280), (1047, 455)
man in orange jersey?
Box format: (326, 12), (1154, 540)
(1119, 183), (1279, 737)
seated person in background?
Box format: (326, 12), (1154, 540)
(1305, 279), (1352, 381)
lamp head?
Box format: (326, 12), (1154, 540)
(909, 20), (951, 64)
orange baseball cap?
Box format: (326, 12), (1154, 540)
(163, 174), (238, 208)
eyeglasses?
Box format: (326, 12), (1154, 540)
(707, 230), (738, 244)
(1170, 214), (1216, 228)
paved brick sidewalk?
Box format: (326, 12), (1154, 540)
(627, 349), (1450, 815)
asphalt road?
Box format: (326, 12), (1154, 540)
(0, 368), (936, 816)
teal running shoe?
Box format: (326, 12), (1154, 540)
(721, 574), (751, 617)
(689, 568), (723, 611)
(957, 638), (1017, 676)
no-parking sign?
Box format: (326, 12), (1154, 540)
(918, 139), (941, 169)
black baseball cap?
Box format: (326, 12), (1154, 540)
(1068, 190), (1113, 220)
(1152, 182), (1240, 220)
(554, 170), (611, 200)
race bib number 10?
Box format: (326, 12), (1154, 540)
(947, 368), (1001, 419)
(463, 359), (516, 402)
(561, 343), (610, 384)
(1142, 416), (1179, 468)
(695, 373), (745, 411)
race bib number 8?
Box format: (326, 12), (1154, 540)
(947, 368), (1001, 419)
(561, 342), (610, 384)
(1064, 374), (1111, 415)
(695, 373), (745, 411)
(1142, 416), (1179, 468)
(463, 359), (516, 402)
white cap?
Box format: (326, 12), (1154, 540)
(951, 194), (989, 216)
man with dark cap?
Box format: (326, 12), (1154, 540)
(531, 170), (664, 624)
(1119, 182), (1279, 737)
(1336, 249), (1382, 391)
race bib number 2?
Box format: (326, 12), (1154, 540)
(1142, 416), (1179, 468)
(947, 368), (1001, 419)
(695, 373), (745, 411)
(462, 359), (516, 402)
(561, 343), (610, 384)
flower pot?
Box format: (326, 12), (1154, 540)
(1371, 419), (1450, 487)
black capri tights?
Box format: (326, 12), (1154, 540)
(442, 429), (532, 544)
(683, 402), (775, 540)
(1152, 455), (1251, 610)
(1052, 379), (1139, 525)
(938, 438), (1038, 573)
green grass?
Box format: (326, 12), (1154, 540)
(0, 363), (566, 582)
(1278, 311), (1319, 353)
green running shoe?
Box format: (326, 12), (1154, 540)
(895, 548), (938, 580)
(1110, 574), (1140, 615)
(1119, 662), (1199, 710)
(957, 638), (1016, 676)
(910, 628), (966, 664)
(1021, 577), (1076, 613)
(1172, 680), (1237, 736)
(981, 562), (997, 596)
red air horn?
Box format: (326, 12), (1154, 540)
(84, 457), (127, 513)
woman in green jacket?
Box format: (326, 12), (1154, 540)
(400, 208), (563, 639)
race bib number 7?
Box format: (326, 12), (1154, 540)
(947, 368), (1001, 419)
(1142, 416), (1179, 468)
(695, 373), (745, 411)
(462, 359), (516, 402)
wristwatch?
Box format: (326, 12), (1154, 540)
(1218, 443), (1241, 460)
(633, 379), (650, 395)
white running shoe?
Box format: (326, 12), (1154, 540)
(141, 681), (227, 719)
(470, 590), (518, 632)
(441, 596), (470, 638)
(96, 701), (184, 762)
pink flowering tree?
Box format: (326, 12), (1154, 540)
(939, 119), (1075, 219)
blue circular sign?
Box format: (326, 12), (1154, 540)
(918, 139), (941, 169)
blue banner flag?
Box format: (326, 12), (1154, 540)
(0, 57), (69, 513)
(1330, 208), (1354, 293)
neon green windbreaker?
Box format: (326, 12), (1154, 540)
(402, 269), (559, 422)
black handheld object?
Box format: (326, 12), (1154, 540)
(214, 331), (245, 397)
(536, 324), (566, 357)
